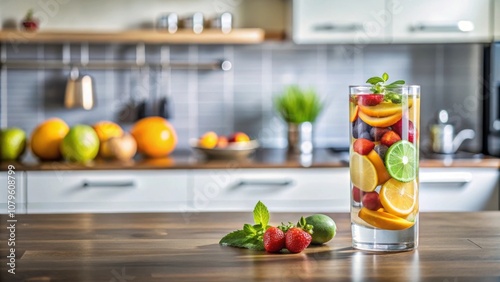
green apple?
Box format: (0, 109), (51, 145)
(0, 127), (27, 161)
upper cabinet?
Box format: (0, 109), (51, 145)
(494, 0), (500, 41)
(390, 0), (491, 43)
(292, 0), (388, 44)
(292, 0), (492, 44)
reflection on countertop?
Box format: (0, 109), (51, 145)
(1, 148), (499, 171)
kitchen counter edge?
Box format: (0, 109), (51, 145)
(1, 157), (498, 171)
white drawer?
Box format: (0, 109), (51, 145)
(27, 170), (188, 213)
(187, 168), (350, 212)
(419, 168), (499, 211)
(391, 0), (491, 43)
(0, 171), (27, 214)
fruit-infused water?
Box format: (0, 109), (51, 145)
(349, 84), (420, 252)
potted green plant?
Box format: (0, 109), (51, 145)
(274, 85), (323, 153)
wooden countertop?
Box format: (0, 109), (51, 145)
(0, 212), (499, 281)
(1, 149), (499, 171)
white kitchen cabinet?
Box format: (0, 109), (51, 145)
(389, 0), (491, 43)
(292, 0), (388, 44)
(292, 0), (491, 44)
(26, 170), (188, 213)
(0, 171), (27, 214)
(419, 168), (499, 211)
(186, 168), (350, 212)
(494, 0), (500, 41)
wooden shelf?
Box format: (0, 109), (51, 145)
(0, 28), (265, 44)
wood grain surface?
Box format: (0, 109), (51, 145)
(1, 212), (499, 281)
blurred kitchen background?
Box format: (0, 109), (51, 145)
(0, 0), (496, 155)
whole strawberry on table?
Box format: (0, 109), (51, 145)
(219, 201), (336, 254)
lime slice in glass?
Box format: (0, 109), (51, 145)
(384, 140), (417, 182)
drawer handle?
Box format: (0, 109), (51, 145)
(420, 173), (472, 186)
(410, 21), (474, 33)
(236, 179), (294, 187)
(82, 180), (136, 188)
(313, 23), (363, 32)
(420, 181), (469, 186)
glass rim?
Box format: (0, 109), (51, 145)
(349, 84), (420, 88)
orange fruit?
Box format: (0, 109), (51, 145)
(350, 152), (378, 192)
(130, 116), (177, 158)
(358, 110), (402, 127)
(358, 99), (413, 118)
(358, 207), (414, 230)
(366, 150), (391, 185)
(93, 121), (124, 143)
(380, 178), (417, 217)
(229, 132), (250, 142)
(198, 131), (218, 149)
(30, 118), (70, 161)
(217, 136), (229, 148)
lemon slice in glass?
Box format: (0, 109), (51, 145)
(350, 152), (378, 192)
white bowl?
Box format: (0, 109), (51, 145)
(190, 139), (259, 159)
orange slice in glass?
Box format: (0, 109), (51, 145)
(358, 110), (402, 127)
(350, 103), (359, 122)
(367, 150), (391, 185)
(358, 99), (413, 118)
(358, 207), (415, 230)
(380, 178), (416, 217)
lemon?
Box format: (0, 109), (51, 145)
(198, 131), (218, 149)
(350, 152), (378, 192)
(305, 214), (336, 245)
(380, 178), (416, 217)
(358, 207), (414, 230)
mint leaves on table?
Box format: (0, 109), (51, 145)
(219, 201), (270, 251)
(366, 72), (405, 104)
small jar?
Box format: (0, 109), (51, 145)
(157, 13), (178, 33)
(210, 12), (233, 34)
(182, 12), (204, 34)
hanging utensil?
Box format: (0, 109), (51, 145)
(134, 43), (150, 121)
(158, 45), (172, 119)
(117, 68), (136, 123)
(64, 43), (96, 110)
(64, 66), (78, 109)
(135, 66), (151, 120)
(64, 67), (96, 110)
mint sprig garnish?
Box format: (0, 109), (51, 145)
(219, 201), (271, 251)
(253, 201), (269, 228)
(366, 72), (405, 104)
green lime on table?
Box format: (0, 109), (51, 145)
(384, 140), (417, 182)
(305, 214), (336, 245)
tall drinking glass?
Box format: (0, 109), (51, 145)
(349, 85), (420, 251)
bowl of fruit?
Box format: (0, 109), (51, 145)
(190, 131), (259, 159)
